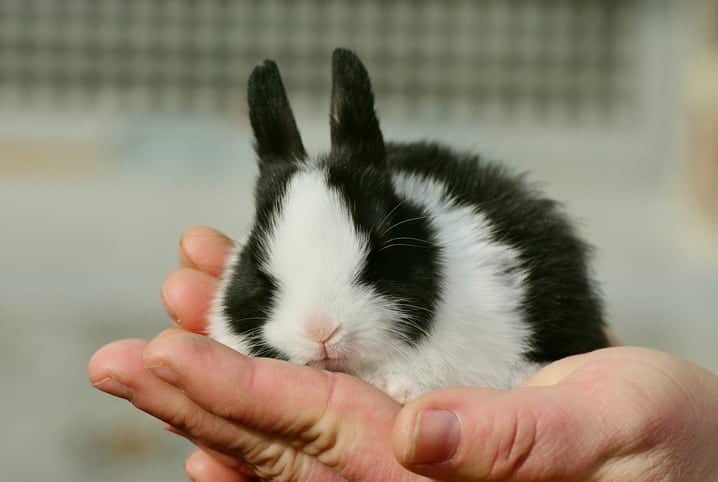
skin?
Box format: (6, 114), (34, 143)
(88, 226), (718, 482)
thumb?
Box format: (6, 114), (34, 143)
(392, 385), (616, 482)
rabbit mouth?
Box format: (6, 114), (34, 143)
(306, 358), (353, 373)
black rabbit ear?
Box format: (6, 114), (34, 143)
(329, 48), (385, 167)
(248, 60), (307, 165)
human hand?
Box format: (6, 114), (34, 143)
(89, 226), (718, 481)
(393, 346), (718, 481)
(89, 328), (416, 482)
(89, 226), (419, 482)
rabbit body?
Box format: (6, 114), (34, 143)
(209, 49), (609, 401)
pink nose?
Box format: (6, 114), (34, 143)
(304, 320), (339, 343)
(304, 318), (339, 343)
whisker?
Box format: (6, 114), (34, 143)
(383, 236), (431, 245)
(391, 302), (434, 315)
(376, 200), (405, 231)
(395, 315), (432, 336)
(399, 324), (431, 340)
(382, 215), (428, 235)
(233, 317), (267, 324)
(378, 243), (431, 252)
(231, 327), (267, 342)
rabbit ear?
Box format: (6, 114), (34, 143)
(248, 60), (307, 165)
(329, 48), (385, 167)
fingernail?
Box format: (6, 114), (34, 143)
(179, 236), (197, 269)
(148, 364), (180, 385)
(160, 286), (180, 325)
(93, 378), (134, 400)
(409, 409), (461, 465)
(185, 455), (205, 481)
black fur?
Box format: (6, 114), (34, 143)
(330, 48), (385, 166)
(222, 161), (297, 359)
(221, 48), (608, 363)
(248, 59), (307, 164)
(385, 141), (609, 362)
(323, 160), (442, 345)
(222, 236), (285, 359)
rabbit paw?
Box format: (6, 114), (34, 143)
(363, 370), (424, 404)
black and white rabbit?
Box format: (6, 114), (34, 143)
(209, 48), (609, 402)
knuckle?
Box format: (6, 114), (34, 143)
(469, 405), (538, 480)
(296, 371), (342, 463)
(167, 404), (206, 436)
(248, 443), (304, 482)
(128, 391), (210, 441)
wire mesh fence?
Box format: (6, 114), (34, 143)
(0, 0), (638, 122)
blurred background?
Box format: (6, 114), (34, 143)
(1, 1), (717, 480)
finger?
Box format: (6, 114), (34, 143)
(520, 347), (626, 388)
(165, 425), (256, 476)
(161, 268), (218, 333)
(88, 339), (248, 448)
(179, 225), (234, 277)
(143, 328), (414, 482)
(90, 337), (343, 481)
(392, 385), (618, 482)
(520, 352), (591, 387)
(185, 449), (254, 482)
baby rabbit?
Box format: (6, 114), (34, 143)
(209, 48), (609, 402)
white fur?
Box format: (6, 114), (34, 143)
(210, 168), (542, 400)
(373, 172), (541, 397)
(260, 170), (403, 371)
(210, 170), (406, 374)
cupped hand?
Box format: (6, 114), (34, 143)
(89, 328), (417, 482)
(89, 226), (718, 482)
(394, 347), (718, 481)
(90, 226), (421, 482)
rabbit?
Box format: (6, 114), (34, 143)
(208, 48), (609, 402)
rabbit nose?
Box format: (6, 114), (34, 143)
(304, 316), (339, 344)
